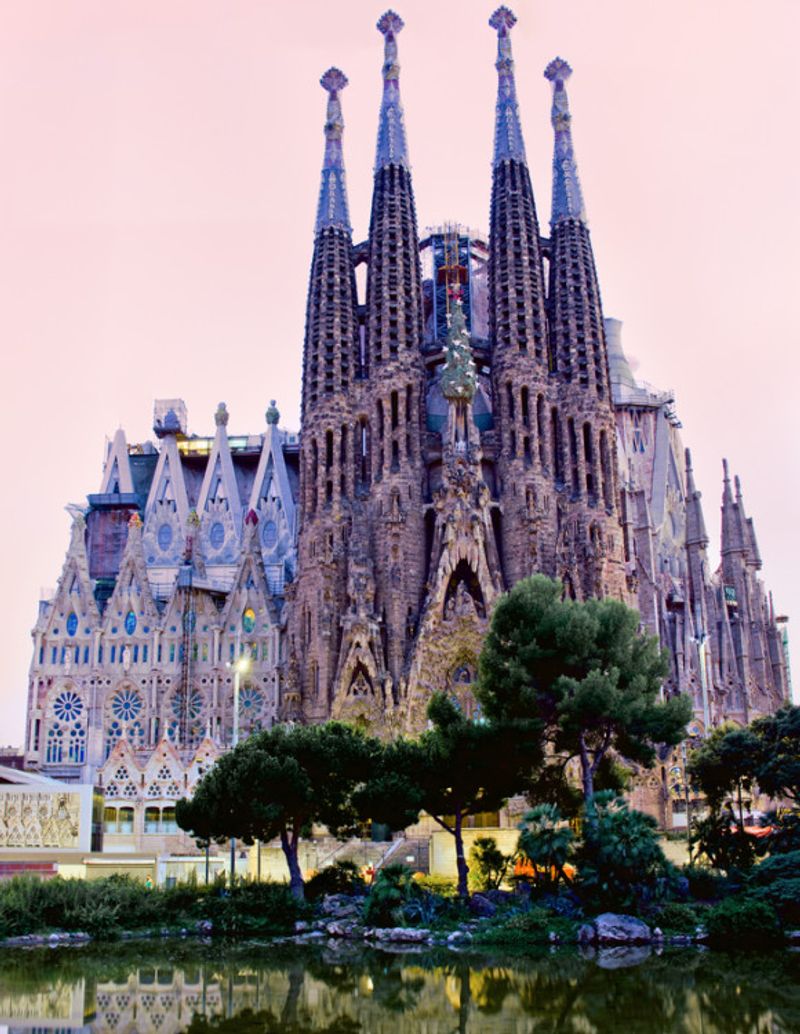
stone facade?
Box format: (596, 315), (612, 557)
(22, 7), (791, 841)
(23, 400), (298, 850)
(288, 7), (790, 740)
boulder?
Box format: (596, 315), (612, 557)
(367, 927), (431, 943)
(578, 914), (652, 945)
(320, 894), (361, 919)
(469, 894), (497, 919)
(447, 929), (473, 947)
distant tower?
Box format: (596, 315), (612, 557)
(544, 56), (628, 600)
(291, 68), (359, 720)
(360, 11), (427, 686)
(487, 7), (552, 586)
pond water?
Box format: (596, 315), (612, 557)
(0, 941), (798, 1033)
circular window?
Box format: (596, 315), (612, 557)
(171, 688), (204, 720)
(262, 519), (278, 549)
(239, 686), (263, 713)
(112, 687), (143, 722)
(54, 690), (83, 722)
(209, 522), (225, 550)
(242, 608), (256, 634)
(66, 612), (78, 638)
(124, 610), (137, 636)
(157, 523), (173, 552)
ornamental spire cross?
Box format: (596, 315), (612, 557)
(315, 67), (352, 234)
(489, 6), (527, 165)
(544, 57), (587, 224)
(375, 10), (410, 169)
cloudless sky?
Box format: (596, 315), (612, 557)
(1, 0), (797, 743)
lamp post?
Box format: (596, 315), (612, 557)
(227, 652), (251, 884)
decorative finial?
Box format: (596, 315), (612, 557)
(128, 512), (143, 530)
(722, 458), (730, 482)
(685, 447), (693, 473)
(214, 402), (229, 427)
(187, 508), (201, 529)
(265, 399), (280, 425)
(315, 68), (352, 233)
(245, 508), (259, 526)
(545, 57), (586, 224)
(375, 10), (410, 169)
(441, 294), (477, 403)
(489, 6), (516, 34)
(490, 7), (526, 165)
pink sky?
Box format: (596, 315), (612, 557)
(1, 0), (798, 742)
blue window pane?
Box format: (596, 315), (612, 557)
(125, 611), (137, 635)
(158, 523), (173, 551)
(66, 613), (78, 637)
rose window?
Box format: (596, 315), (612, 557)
(112, 687), (143, 722)
(54, 690), (83, 722)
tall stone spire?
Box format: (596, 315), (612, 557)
(544, 58), (587, 225)
(545, 57), (608, 396)
(292, 68), (360, 721)
(375, 11), (410, 170)
(490, 6), (526, 165)
(315, 68), (351, 234)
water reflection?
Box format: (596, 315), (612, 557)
(0, 942), (797, 1033)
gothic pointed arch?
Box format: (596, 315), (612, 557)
(197, 403), (243, 562)
(142, 435), (189, 566)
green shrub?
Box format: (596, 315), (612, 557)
(655, 902), (700, 934)
(682, 864), (730, 901)
(517, 803), (574, 893)
(705, 896), (782, 948)
(362, 864), (414, 928)
(690, 812), (759, 875)
(749, 851), (800, 886)
(574, 793), (672, 911)
(198, 881), (308, 934)
(305, 861), (365, 901)
(748, 879), (800, 928)
(412, 874), (457, 897)
(767, 811), (800, 853)
(473, 907), (552, 946)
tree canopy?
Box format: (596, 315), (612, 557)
(750, 705), (800, 805)
(359, 693), (542, 897)
(177, 722), (379, 899)
(477, 575), (691, 807)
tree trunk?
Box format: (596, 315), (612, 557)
(454, 810), (469, 899)
(579, 734), (595, 806)
(280, 829), (305, 901)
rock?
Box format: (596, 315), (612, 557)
(469, 894), (497, 919)
(367, 927), (431, 943)
(447, 929), (473, 947)
(294, 920), (310, 934)
(548, 931), (560, 944)
(652, 927), (663, 940)
(321, 894), (361, 920)
(787, 930), (800, 944)
(592, 913), (652, 945)
(326, 921), (360, 938)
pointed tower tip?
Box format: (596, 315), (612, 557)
(320, 67), (348, 94)
(374, 8), (410, 169)
(315, 63), (352, 233)
(377, 10), (404, 37)
(214, 402), (229, 427)
(489, 6), (517, 33)
(685, 447), (693, 471)
(490, 5), (526, 165)
(544, 56), (573, 82)
(722, 457), (730, 480)
(546, 55), (586, 224)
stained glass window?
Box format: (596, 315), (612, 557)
(54, 690), (83, 722)
(125, 610), (137, 635)
(209, 522), (225, 550)
(242, 608), (256, 634)
(262, 519), (278, 549)
(157, 523), (173, 551)
(66, 612), (78, 637)
(112, 687), (143, 721)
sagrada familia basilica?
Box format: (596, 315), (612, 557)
(20, 9), (790, 847)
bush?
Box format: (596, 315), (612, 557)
(362, 864), (413, 928)
(766, 811), (800, 854)
(472, 906), (553, 946)
(705, 896), (782, 948)
(574, 793), (672, 911)
(305, 861), (365, 901)
(748, 879), (800, 928)
(682, 864), (730, 901)
(198, 881), (308, 935)
(517, 803), (574, 893)
(655, 902), (700, 934)
(468, 837), (514, 892)
(412, 874), (457, 897)
(690, 812), (760, 875)
(749, 851), (800, 886)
